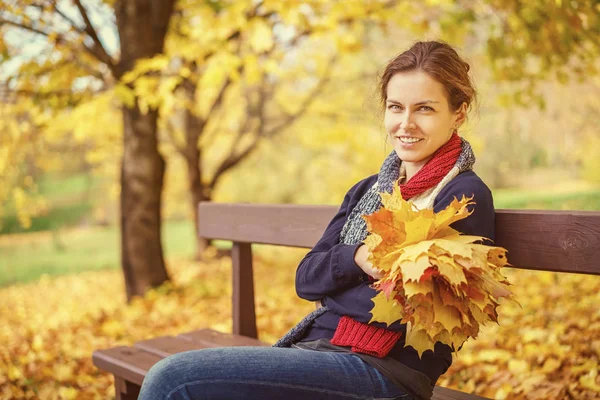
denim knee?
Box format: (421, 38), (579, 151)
(140, 354), (183, 399)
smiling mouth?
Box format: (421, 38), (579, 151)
(396, 136), (423, 144)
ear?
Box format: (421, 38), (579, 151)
(454, 102), (468, 128)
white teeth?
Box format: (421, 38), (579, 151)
(398, 137), (422, 143)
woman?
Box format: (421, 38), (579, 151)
(139, 40), (495, 400)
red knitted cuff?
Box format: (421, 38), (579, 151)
(330, 316), (402, 358)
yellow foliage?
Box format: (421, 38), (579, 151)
(364, 183), (515, 356)
(247, 19), (274, 53)
(114, 83), (136, 109)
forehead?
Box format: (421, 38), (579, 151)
(386, 70), (447, 104)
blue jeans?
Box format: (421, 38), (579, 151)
(138, 346), (412, 400)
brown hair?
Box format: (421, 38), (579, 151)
(379, 41), (476, 113)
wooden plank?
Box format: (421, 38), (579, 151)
(232, 242), (258, 338)
(92, 346), (162, 386)
(198, 203), (336, 248)
(115, 377), (141, 400)
(495, 209), (600, 275)
(198, 202), (600, 275)
(134, 335), (208, 358)
(432, 386), (490, 400)
(179, 328), (268, 347)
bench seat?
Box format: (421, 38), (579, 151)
(92, 328), (488, 400)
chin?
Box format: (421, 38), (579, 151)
(393, 148), (421, 163)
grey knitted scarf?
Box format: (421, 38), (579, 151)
(274, 138), (475, 348)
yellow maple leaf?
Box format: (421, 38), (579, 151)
(431, 255), (468, 286)
(405, 323), (435, 357)
(441, 234), (487, 244)
(401, 240), (435, 261)
(430, 196), (474, 236)
(400, 255), (432, 284)
(432, 291), (462, 333)
(404, 279), (434, 298)
(431, 239), (474, 259)
(380, 183), (410, 214)
(369, 291), (404, 326)
(403, 217), (435, 246)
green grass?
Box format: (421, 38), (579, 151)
(0, 202), (94, 235)
(0, 219), (198, 287)
(493, 188), (600, 211)
(36, 173), (97, 203)
(0, 173), (102, 235)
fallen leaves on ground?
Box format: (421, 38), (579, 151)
(0, 247), (599, 399)
(438, 268), (600, 400)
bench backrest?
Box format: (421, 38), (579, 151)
(198, 203), (600, 338)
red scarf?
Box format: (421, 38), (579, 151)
(399, 132), (462, 200)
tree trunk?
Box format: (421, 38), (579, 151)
(120, 107), (168, 299)
(187, 150), (211, 258)
(115, 0), (175, 300)
(183, 100), (211, 258)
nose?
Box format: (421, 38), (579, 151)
(399, 111), (415, 132)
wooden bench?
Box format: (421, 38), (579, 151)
(93, 203), (600, 399)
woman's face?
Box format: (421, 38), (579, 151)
(384, 70), (466, 173)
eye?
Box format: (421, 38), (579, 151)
(419, 106), (434, 111)
(387, 104), (402, 111)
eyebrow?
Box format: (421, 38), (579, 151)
(386, 100), (440, 106)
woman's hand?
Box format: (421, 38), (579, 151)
(354, 244), (384, 280)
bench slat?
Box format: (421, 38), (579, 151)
(93, 330), (267, 387)
(178, 328), (268, 347)
(92, 346), (162, 386)
(134, 335), (208, 358)
(198, 203), (336, 248)
(495, 209), (600, 275)
(198, 203), (600, 275)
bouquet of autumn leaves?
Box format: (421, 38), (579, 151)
(365, 183), (515, 357)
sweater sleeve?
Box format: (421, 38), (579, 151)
(433, 171), (496, 242)
(295, 180), (371, 301)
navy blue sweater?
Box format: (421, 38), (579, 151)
(295, 171), (495, 385)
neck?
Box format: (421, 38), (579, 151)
(404, 159), (430, 182)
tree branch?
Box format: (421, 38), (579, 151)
(8, 87), (106, 102)
(208, 83), (269, 189)
(208, 110), (252, 189)
(205, 76), (231, 124)
(209, 133), (262, 190)
(0, 14), (116, 76)
(0, 18), (50, 36)
(7, 52), (107, 87)
(266, 55), (337, 136)
(165, 118), (187, 155)
(180, 73), (232, 159)
(29, 1), (86, 34)
(52, 3), (85, 33)
(73, 0), (115, 68)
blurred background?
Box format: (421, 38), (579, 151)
(1, 1), (599, 399)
